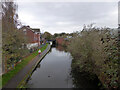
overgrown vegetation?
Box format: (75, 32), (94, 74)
(2, 44), (48, 87)
(2, 2), (29, 73)
(68, 24), (119, 89)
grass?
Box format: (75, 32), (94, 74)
(2, 44), (48, 87)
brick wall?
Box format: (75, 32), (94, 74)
(56, 38), (64, 45)
(20, 26), (41, 47)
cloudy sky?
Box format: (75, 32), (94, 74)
(17, 0), (119, 34)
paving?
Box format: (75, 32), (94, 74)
(3, 44), (50, 88)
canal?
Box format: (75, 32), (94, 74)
(26, 45), (100, 89)
(26, 46), (73, 88)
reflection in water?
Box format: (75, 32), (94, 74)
(56, 45), (68, 52)
(48, 47), (52, 53)
(36, 64), (41, 68)
(26, 46), (100, 88)
(56, 45), (65, 51)
(71, 68), (100, 89)
(26, 47), (73, 88)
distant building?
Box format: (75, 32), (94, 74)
(32, 28), (41, 46)
(67, 36), (72, 39)
(20, 26), (41, 49)
(56, 37), (64, 45)
(56, 37), (69, 45)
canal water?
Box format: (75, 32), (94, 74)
(26, 46), (73, 88)
(26, 46), (100, 89)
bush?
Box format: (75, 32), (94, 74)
(68, 25), (119, 88)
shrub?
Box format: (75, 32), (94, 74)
(68, 25), (119, 88)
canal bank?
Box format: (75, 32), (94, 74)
(18, 44), (51, 88)
(3, 44), (51, 88)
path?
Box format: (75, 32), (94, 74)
(3, 44), (50, 88)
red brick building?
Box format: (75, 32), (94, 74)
(56, 37), (69, 46)
(32, 28), (41, 46)
(56, 37), (64, 45)
(20, 26), (41, 49)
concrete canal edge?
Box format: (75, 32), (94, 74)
(17, 45), (51, 88)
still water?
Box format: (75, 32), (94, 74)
(26, 46), (100, 89)
(26, 46), (73, 88)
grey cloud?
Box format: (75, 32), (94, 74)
(18, 2), (118, 34)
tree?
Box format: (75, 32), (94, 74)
(2, 1), (28, 73)
(43, 32), (52, 40)
(53, 33), (59, 38)
(59, 32), (66, 36)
